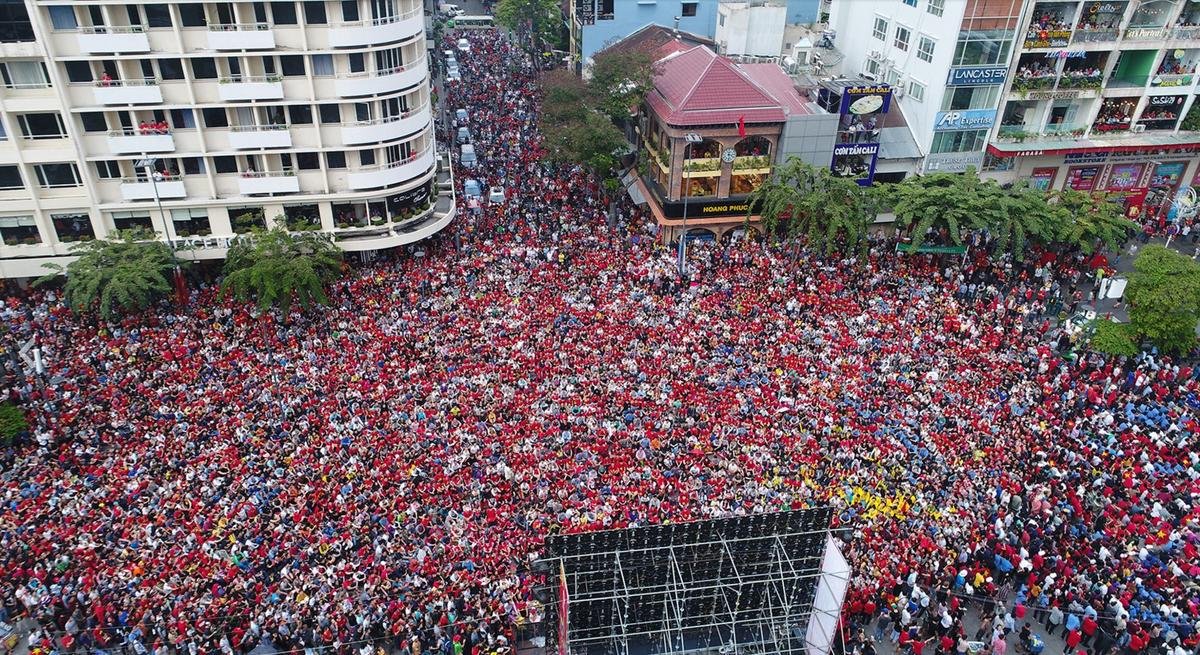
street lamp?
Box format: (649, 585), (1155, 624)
(136, 157), (186, 301)
(678, 132), (702, 276)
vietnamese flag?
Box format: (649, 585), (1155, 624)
(738, 116), (746, 138)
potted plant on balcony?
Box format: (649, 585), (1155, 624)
(233, 212), (261, 234)
(370, 215), (387, 226)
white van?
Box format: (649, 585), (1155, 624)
(459, 143), (476, 168)
(439, 3), (463, 17)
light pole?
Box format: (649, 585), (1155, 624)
(136, 157), (186, 302)
(678, 132), (702, 276)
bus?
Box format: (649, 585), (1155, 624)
(453, 15), (494, 29)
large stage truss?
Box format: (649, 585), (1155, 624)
(538, 508), (850, 655)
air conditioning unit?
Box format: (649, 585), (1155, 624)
(894, 85), (906, 99)
(860, 71), (879, 81)
(1131, 124), (1146, 133)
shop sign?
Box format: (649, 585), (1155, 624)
(1067, 165), (1101, 190)
(1027, 91), (1083, 99)
(1065, 152), (1109, 164)
(387, 184), (431, 213)
(1106, 163), (1147, 191)
(658, 197), (756, 219)
(946, 66), (1009, 86)
(1030, 167), (1058, 191)
(830, 143), (880, 186)
(923, 151), (985, 173)
(933, 109), (996, 131)
(1044, 51), (1088, 59)
(574, 0), (595, 25)
(838, 85), (893, 115)
(1024, 30), (1073, 49)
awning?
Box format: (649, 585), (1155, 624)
(987, 133), (1200, 158)
(621, 169), (648, 206)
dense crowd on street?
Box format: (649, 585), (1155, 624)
(2, 28), (1199, 655)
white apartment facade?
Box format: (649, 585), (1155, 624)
(0, 0), (452, 279)
(828, 0), (1028, 174)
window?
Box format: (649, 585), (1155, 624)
(894, 25), (911, 51)
(288, 104), (313, 124)
(202, 108), (229, 128)
(930, 129), (988, 154)
(719, 13), (725, 27)
(359, 149), (375, 166)
(272, 1), (298, 24)
(886, 68), (901, 85)
(95, 160), (122, 179)
(171, 109), (196, 129)
(47, 6), (77, 31)
(296, 152), (320, 170)
(65, 61), (93, 83)
(159, 58), (185, 80)
(349, 52), (365, 73)
(681, 2), (697, 16)
(311, 54), (334, 77)
(35, 163), (82, 188)
(374, 48), (403, 73)
(191, 57), (218, 80)
(917, 35), (935, 63)
(0, 216), (40, 246)
(171, 208), (210, 237)
(940, 85), (1000, 111)
(303, 1), (327, 24)
(326, 151), (346, 169)
(52, 213), (94, 242)
(342, 0), (359, 21)
(864, 59), (880, 78)
(0, 61), (49, 88)
(181, 157), (205, 175)
(907, 79), (926, 102)
(952, 32), (1013, 66)
(927, 0), (944, 16)
(18, 113), (66, 139)
(280, 55), (305, 77)
(214, 156), (238, 174)
(873, 17), (888, 41)
(111, 211), (153, 232)
(179, 4), (206, 26)
(318, 103), (341, 124)
(902, 0), (917, 6)
(0, 165), (22, 189)
(145, 4), (172, 27)
(81, 112), (108, 133)
(0, 0), (34, 40)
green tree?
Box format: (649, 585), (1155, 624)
(221, 228), (344, 315)
(1088, 319), (1139, 357)
(35, 229), (177, 321)
(1050, 189), (1137, 253)
(0, 402), (28, 446)
(588, 49), (658, 121)
(1126, 245), (1200, 354)
(977, 182), (1063, 261)
(887, 170), (994, 251)
(747, 159), (876, 255)
(494, 0), (561, 50)
(539, 69), (628, 175)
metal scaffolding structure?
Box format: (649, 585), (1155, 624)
(539, 508), (839, 655)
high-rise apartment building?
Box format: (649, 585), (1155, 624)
(0, 0), (450, 278)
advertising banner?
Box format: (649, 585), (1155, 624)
(387, 184), (431, 214)
(831, 143), (880, 186)
(946, 66), (1009, 86)
(923, 151), (985, 173)
(933, 109), (997, 131)
(1067, 165), (1101, 191)
(1030, 167), (1058, 191)
(1106, 163), (1146, 191)
(838, 85), (893, 115)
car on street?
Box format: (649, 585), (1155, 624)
(457, 38), (471, 53)
(488, 186), (505, 204)
(456, 127), (471, 144)
(463, 179), (482, 199)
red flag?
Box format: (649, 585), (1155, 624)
(738, 116), (746, 138)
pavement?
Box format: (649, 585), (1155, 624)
(872, 600), (1073, 655)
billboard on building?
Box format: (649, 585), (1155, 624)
(946, 66), (1009, 86)
(933, 109), (997, 131)
(832, 85), (891, 186)
(923, 151), (985, 173)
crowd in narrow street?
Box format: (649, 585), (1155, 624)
(1, 28), (1197, 655)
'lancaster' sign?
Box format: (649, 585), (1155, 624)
(946, 66), (1009, 86)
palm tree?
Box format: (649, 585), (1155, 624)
(35, 229), (176, 321)
(977, 182), (1063, 261)
(747, 159), (877, 255)
(221, 227), (343, 315)
(1050, 189), (1138, 254)
(887, 170), (994, 251)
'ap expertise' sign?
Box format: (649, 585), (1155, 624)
(946, 66), (1009, 86)
(934, 109), (997, 131)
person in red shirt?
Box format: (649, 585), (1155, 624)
(1080, 616), (1097, 647)
(1065, 629), (1082, 655)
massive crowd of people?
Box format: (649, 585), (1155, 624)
(2, 27), (1199, 655)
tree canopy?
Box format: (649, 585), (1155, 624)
(886, 171), (995, 252)
(1050, 189), (1138, 254)
(494, 0), (562, 49)
(588, 50), (658, 121)
(748, 159), (877, 255)
(1088, 319), (1139, 357)
(0, 402), (27, 446)
(1126, 245), (1200, 355)
(221, 228), (344, 315)
(35, 229), (177, 321)
(538, 69), (628, 175)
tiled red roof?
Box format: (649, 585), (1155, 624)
(648, 46), (791, 126)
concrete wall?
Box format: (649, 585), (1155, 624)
(716, 3), (787, 57)
(778, 112), (839, 168)
(579, 1), (719, 62)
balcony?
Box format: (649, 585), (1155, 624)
(341, 104), (431, 145)
(228, 124), (292, 149)
(329, 7), (424, 48)
(92, 79), (162, 105)
(347, 147), (435, 190)
(995, 123), (1087, 143)
(107, 129), (175, 154)
(207, 23), (276, 50)
(218, 76), (284, 101)
(77, 26), (150, 54)
(1057, 73), (1103, 89)
(120, 177), (186, 201)
(1172, 26), (1200, 40)
(1012, 75), (1057, 92)
(334, 57), (427, 97)
(238, 171), (300, 195)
